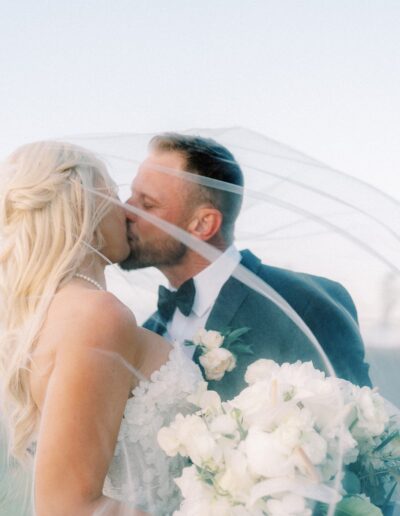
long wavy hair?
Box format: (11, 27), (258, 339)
(0, 141), (115, 462)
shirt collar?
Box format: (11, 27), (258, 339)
(191, 245), (241, 317)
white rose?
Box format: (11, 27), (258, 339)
(192, 328), (209, 346)
(200, 348), (236, 381)
(201, 330), (225, 350)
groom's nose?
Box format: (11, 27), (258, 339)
(124, 199), (137, 222)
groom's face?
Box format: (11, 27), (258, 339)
(120, 150), (195, 270)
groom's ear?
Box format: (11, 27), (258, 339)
(187, 207), (223, 241)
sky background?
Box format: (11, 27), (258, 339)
(1, 1), (399, 400)
(0, 0), (399, 198)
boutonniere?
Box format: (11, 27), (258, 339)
(186, 327), (252, 381)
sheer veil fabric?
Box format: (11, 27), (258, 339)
(70, 127), (399, 403)
(0, 127), (399, 515)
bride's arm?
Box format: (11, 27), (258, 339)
(34, 292), (148, 516)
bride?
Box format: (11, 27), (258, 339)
(0, 141), (201, 515)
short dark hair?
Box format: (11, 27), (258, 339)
(149, 133), (244, 243)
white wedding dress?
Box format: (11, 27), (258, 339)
(0, 345), (202, 516)
(103, 344), (202, 515)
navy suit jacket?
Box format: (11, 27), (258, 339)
(144, 250), (372, 400)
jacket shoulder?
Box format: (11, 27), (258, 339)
(249, 261), (358, 320)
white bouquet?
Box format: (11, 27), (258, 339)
(158, 359), (399, 515)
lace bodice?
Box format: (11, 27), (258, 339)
(103, 345), (202, 515)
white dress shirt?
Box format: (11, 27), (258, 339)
(164, 245), (241, 357)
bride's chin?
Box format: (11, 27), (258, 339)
(120, 245), (132, 263)
(100, 243), (131, 265)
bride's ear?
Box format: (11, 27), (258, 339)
(187, 207), (223, 241)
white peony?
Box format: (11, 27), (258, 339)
(244, 359), (280, 385)
(199, 348), (236, 381)
(229, 381), (272, 426)
(300, 430), (327, 466)
(162, 359), (394, 516)
(300, 379), (345, 431)
(274, 419), (302, 450)
(351, 386), (389, 438)
(245, 427), (294, 478)
(230, 380), (305, 430)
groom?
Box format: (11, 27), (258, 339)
(120, 133), (371, 399)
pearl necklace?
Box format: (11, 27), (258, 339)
(74, 273), (104, 291)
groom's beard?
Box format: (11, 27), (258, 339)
(119, 235), (187, 270)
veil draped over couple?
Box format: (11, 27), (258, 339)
(0, 128), (398, 516)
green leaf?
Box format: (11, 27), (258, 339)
(229, 343), (254, 356)
(373, 431), (400, 453)
(223, 327), (252, 346)
(334, 496), (383, 516)
(313, 502), (328, 516)
(342, 470), (361, 495)
(383, 481), (398, 507)
(229, 326), (252, 339)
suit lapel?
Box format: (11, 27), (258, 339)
(205, 249), (262, 332)
(192, 250), (262, 368)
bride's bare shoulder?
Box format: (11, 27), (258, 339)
(31, 288), (142, 410)
(44, 288), (139, 354)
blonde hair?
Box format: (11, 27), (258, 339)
(0, 141), (114, 461)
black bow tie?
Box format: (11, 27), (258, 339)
(157, 278), (196, 322)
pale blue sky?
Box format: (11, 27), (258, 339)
(1, 1), (399, 197)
